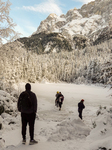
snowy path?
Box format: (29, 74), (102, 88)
(2, 83), (112, 150)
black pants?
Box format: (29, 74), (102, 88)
(21, 113), (36, 140)
(59, 102), (62, 109)
(78, 110), (83, 119)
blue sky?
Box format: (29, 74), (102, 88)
(3, 0), (93, 37)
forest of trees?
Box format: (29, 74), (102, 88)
(0, 0), (112, 92)
(0, 38), (112, 91)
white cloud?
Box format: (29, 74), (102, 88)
(22, 0), (63, 16)
(15, 25), (36, 37)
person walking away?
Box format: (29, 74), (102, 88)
(78, 99), (85, 120)
(57, 92), (64, 111)
(55, 91), (59, 107)
(17, 83), (38, 145)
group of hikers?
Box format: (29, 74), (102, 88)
(55, 91), (85, 120)
(17, 83), (85, 145)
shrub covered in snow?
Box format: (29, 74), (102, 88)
(0, 89), (19, 133)
(0, 90), (17, 115)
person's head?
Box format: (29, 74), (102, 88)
(81, 99), (84, 102)
(25, 83), (31, 91)
(57, 91), (59, 94)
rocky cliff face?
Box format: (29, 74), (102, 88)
(31, 0), (112, 50)
(18, 32), (72, 54)
(17, 0), (112, 54)
(79, 0), (112, 22)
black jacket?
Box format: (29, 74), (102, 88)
(57, 94), (64, 103)
(17, 90), (37, 114)
(78, 101), (85, 111)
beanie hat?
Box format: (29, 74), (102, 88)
(25, 83), (31, 90)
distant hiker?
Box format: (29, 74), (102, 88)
(78, 99), (85, 120)
(17, 83), (38, 145)
(57, 92), (64, 111)
(55, 91), (59, 107)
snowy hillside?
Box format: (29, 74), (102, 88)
(0, 83), (112, 150)
(0, 0), (112, 149)
(0, 38), (112, 86)
(0, 0), (112, 86)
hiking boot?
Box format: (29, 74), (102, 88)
(22, 139), (26, 144)
(29, 139), (38, 145)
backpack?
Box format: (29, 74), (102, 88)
(19, 91), (32, 110)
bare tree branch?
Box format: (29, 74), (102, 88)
(0, 0), (20, 46)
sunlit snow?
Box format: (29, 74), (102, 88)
(0, 83), (112, 150)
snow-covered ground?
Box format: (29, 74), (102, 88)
(1, 83), (112, 150)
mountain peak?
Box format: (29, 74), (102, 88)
(30, 0), (112, 51)
(47, 13), (57, 19)
(33, 0), (111, 39)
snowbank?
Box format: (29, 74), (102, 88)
(48, 117), (90, 142)
(84, 106), (112, 150)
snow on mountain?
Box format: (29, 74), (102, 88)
(33, 0), (111, 41)
(61, 14), (106, 37)
(17, 0), (112, 55)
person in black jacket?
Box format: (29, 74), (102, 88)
(17, 83), (38, 145)
(78, 99), (85, 120)
(57, 92), (64, 111)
